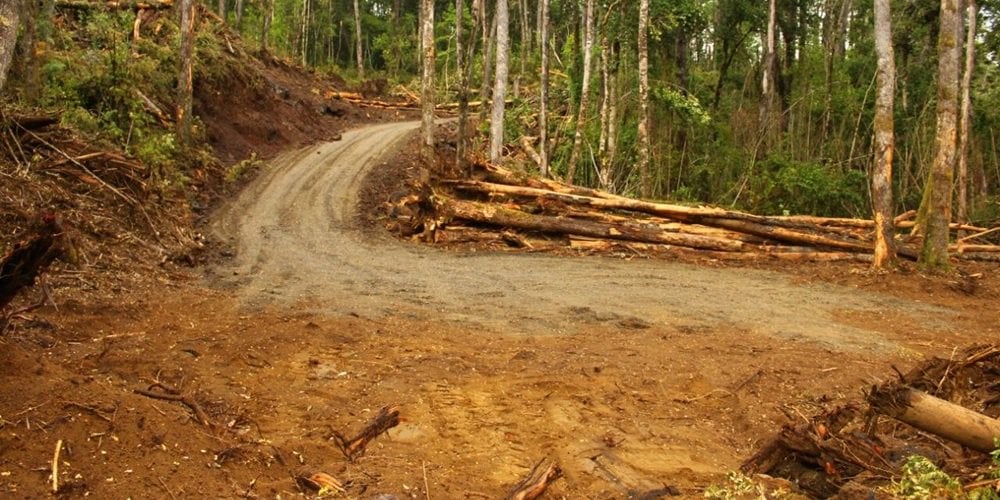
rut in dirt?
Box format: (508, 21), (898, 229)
(208, 121), (953, 352)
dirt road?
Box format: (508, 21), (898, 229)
(210, 121), (951, 353)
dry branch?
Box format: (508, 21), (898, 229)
(507, 459), (562, 500)
(134, 382), (212, 428)
(333, 404), (401, 460)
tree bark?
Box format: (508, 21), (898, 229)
(918, 0), (961, 271)
(420, 0), (435, 158)
(234, 0), (243, 28)
(957, 0), (976, 225)
(176, 0), (195, 145)
(217, 0), (224, 22)
(353, 0), (364, 79)
(489, 0), (509, 163)
(0, 0), (20, 93)
(539, 0), (549, 177)
(564, 0), (594, 184)
(872, 0), (897, 269)
(17, 0), (40, 102)
(637, 0), (650, 198)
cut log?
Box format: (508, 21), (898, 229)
(446, 199), (745, 252)
(519, 136), (542, 166)
(868, 384), (1000, 454)
(55, 0), (173, 9)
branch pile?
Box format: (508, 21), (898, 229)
(396, 162), (1000, 262)
(742, 345), (1000, 498)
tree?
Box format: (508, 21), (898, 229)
(177, 0), (196, 145)
(917, 0), (961, 270)
(420, 0), (435, 158)
(872, 0), (897, 269)
(760, 0), (778, 148)
(637, 0), (650, 197)
(0, 0), (20, 93)
(957, 0), (977, 225)
(354, 0), (364, 78)
(261, 0), (273, 52)
(564, 0), (595, 184)
(490, 0), (510, 163)
(539, 0), (549, 177)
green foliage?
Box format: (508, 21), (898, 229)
(894, 456), (963, 500)
(703, 471), (760, 499)
(652, 85), (710, 126)
(225, 153), (263, 184)
(747, 157), (868, 217)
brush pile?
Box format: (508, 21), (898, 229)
(394, 161), (1000, 262)
(742, 345), (1000, 498)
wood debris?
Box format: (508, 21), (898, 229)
(507, 459), (563, 500)
(397, 161), (1000, 262)
(333, 404), (401, 461)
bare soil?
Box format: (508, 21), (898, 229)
(1, 121), (998, 498)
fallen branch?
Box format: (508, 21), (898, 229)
(134, 382), (212, 428)
(507, 459), (562, 500)
(52, 439), (62, 494)
(333, 404), (401, 461)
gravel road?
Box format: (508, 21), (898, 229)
(209, 121), (951, 352)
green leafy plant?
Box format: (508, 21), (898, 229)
(894, 456), (963, 499)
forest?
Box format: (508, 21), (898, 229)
(1, 0), (1000, 498)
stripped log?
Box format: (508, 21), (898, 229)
(55, 0), (173, 9)
(868, 384), (1000, 454)
(446, 199), (745, 252)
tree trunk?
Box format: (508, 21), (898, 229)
(539, 0), (549, 177)
(957, 0), (976, 225)
(637, 0), (650, 198)
(217, 0), (225, 22)
(918, 0), (961, 271)
(872, 0), (897, 269)
(597, 29), (610, 188)
(300, 0), (310, 66)
(0, 0), (20, 93)
(17, 0), (40, 102)
(456, 0), (466, 170)
(261, 0), (273, 51)
(759, 0), (778, 149)
(480, 4), (497, 121)
(420, 0), (435, 159)
(564, 0), (594, 184)
(489, 0), (509, 163)
(354, 0), (364, 79)
(234, 0), (243, 28)
(176, 0), (195, 145)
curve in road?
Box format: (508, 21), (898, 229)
(209, 121), (951, 352)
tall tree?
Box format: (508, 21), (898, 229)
(637, 0), (650, 197)
(760, 0), (778, 148)
(918, 0), (961, 270)
(177, 0), (196, 145)
(957, 0), (977, 225)
(565, 0), (594, 183)
(456, 0), (470, 170)
(539, 0), (550, 177)
(872, 0), (897, 269)
(0, 0), (20, 93)
(218, 0), (226, 22)
(354, 0), (365, 78)
(490, 0), (510, 162)
(261, 0), (274, 52)
(420, 0), (435, 158)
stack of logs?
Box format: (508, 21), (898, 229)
(403, 161), (1000, 262)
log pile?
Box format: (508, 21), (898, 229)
(394, 161), (1000, 262)
(742, 345), (1000, 498)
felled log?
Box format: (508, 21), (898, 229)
(519, 136), (543, 166)
(1, 213), (66, 311)
(868, 384), (1000, 454)
(333, 404), (401, 461)
(446, 199), (745, 252)
(507, 459), (562, 500)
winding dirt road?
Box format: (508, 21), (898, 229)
(209, 121), (952, 352)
